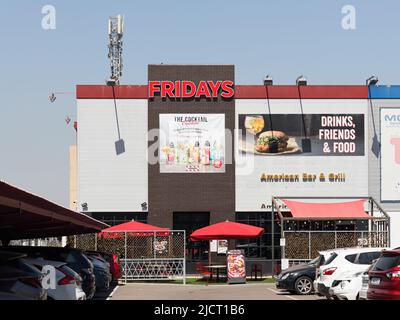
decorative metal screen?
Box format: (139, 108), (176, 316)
(283, 230), (390, 260)
(70, 230), (186, 283)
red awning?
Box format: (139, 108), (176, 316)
(189, 221), (265, 241)
(99, 220), (169, 238)
(282, 199), (370, 220)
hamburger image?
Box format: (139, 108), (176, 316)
(255, 130), (289, 153)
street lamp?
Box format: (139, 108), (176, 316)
(296, 75), (311, 152)
(296, 75), (307, 86)
(264, 75), (273, 86)
(366, 76), (379, 86)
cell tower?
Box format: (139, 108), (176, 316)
(107, 15), (124, 86)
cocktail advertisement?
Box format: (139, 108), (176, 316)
(227, 250), (246, 284)
(160, 114), (225, 173)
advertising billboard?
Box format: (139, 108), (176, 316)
(381, 108), (400, 201)
(238, 114), (364, 156)
(236, 100), (369, 211)
(159, 114), (225, 173)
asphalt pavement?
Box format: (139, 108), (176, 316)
(109, 283), (322, 300)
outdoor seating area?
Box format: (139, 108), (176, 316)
(70, 219), (266, 285)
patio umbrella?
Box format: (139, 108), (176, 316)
(189, 220), (265, 271)
(189, 220), (265, 241)
(98, 220), (169, 239)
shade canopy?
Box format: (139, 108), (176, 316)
(282, 199), (370, 220)
(99, 220), (169, 238)
(0, 180), (108, 241)
(189, 221), (265, 241)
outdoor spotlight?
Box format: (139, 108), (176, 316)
(106, 78), (117, 86)
(115, 139), (126, 155)
(49, 93), (57, 103)
(81, 203), (88, 211)
(296, 75), (307, 86)
(264, 75), (273, 86)
(141, 202), (148, 211)
(366, 76), (379, 86)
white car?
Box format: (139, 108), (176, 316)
(314, 247), (386, 299)
(358, 272), (369, 300)
(25, 258), (86, 300)
(328, 271), (364, 300)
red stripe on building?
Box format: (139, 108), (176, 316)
(76, 85), (369, 99)
(76, 85), (148, 99)
(235, 85), (369, 99)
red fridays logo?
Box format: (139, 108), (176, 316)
(148, 80), (234, 98)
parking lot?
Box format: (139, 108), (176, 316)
(108, 283), (322, 301)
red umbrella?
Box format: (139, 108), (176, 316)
(98, 220), (169, 239)
(189, 221), (265, 241)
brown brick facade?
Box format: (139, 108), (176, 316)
(148, 65), (235, 228)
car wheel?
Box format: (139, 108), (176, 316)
(294, 276), (313, 295)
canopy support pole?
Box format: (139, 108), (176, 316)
(124, 231), (127, 284)
(209, 240), (212, 266)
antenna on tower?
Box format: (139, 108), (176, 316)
(107, 15), (124, 86)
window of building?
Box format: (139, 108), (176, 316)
(173, 212), (210, 262)
(235, 212), (281, 260)
(91, 212), (147, 226)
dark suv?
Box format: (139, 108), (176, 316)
(2, 246), (96, 299)
(276, 257), (319, 295)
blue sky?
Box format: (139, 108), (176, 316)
(1, 0), (400, 207)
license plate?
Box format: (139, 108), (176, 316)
(370, 277), (381, 286)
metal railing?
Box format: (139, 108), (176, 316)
(70, 230), (186, 284)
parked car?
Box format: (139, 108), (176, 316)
(358, 271), (370, 300)
(276, 257), (319, 295)
(87, 255), (112, 291)
(2, 246), (96, 299)
(0, 250), (47, 300)
(85, 251), (121, 282)
(315, 247), (386, 299)
(368, 249), (400, 300)
(328, 272), (364, 300)
(25, 257), (86, 300)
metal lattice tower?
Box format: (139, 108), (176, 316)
(107, 15), (124, 85)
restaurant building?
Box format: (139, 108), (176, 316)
(74, 64), (400, 273)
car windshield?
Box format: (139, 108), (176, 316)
(318, 252), (338, 266)
(372, 253), (400, 271)
(308, 257), (320, 265)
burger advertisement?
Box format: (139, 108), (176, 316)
(159, 114), (225, 173)
(235, 101), (369, 211)
(238, 114), (365, 157)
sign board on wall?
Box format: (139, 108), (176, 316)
(381, 108), (400, 201)
(227, 250), (246, 284)
(159, 114), (225, 173)
(235, 100), (369, 211)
